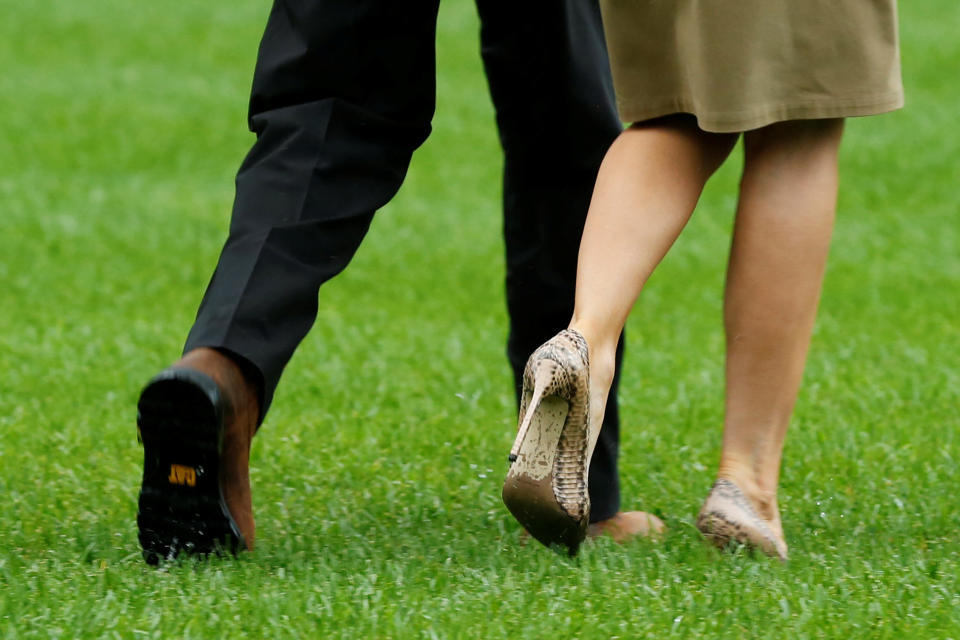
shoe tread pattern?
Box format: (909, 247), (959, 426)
(136, 370), (243, 564)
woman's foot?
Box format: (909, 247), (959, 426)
(696, 478), (788, 561)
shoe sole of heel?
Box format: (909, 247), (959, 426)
(136, 369), (244, 564)
(503, 395), (588, 555)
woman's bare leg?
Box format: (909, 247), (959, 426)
(570, 116), (737, 444)
(712, 118), (845, 551)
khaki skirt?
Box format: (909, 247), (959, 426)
(599, 0), (904, 132)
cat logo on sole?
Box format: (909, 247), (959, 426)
(168, 464), (197, 487)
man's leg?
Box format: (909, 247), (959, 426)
(186, 0), (442, 415)
(475, 0), (626, 526)
(137, 0), (441, 562)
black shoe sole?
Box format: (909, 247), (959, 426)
(136, 368), (245, 565)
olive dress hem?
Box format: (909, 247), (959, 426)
(617, 91), (905, 133)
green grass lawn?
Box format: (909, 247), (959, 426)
(2, 1), (959, 637)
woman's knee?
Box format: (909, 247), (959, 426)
(624, 113), (738, 174)
(744, 118), (845, 159)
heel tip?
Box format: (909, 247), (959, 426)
(508, 454), (517, 463)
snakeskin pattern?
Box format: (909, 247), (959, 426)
(696, 478), (788, 561)
(513, 329), (591, 521)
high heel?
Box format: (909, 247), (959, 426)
(502, 329), (592, 555)
(696, 478), (788, 561)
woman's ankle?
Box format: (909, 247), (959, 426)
(567, 323), (617, 377)
(568, 322), (618, 452)
(714, 465), (780, 525)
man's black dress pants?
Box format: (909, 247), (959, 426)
(183, 0), (626, 522)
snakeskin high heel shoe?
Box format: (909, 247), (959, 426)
(696, 478), (788, 561)
(502, 329), (593, 555)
